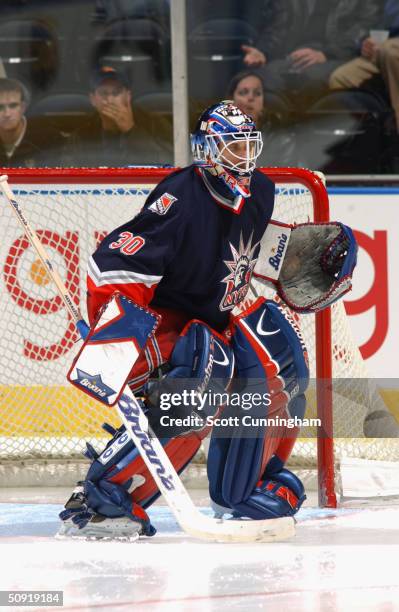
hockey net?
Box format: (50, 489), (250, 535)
(0, 167), (397, 505)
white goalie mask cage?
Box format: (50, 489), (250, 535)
(205, 130), (263, 174)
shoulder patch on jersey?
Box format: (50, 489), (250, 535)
(148, 192), (177, 215)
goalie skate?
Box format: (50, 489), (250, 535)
(57, 485), (147, 541)
(57, 514), (142, 541)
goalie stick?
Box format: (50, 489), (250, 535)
(0, 174), (295, 542)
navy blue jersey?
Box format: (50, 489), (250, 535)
(88, 165), (275, 332)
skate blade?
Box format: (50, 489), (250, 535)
(56, 517), (141, 541)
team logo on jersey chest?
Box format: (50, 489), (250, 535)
(220, 232), (259, 311)
(149, 193), (177, 215)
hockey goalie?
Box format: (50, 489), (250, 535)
(59, 100), (357, 539)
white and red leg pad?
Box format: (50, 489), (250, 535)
(83, 421), (203, 510)
(59, 420), (204, 535)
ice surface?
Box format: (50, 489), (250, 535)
(1, 493), (399, 611)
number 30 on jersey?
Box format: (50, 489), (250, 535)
(109, 231), (145, 256)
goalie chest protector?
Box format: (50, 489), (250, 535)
(89, 165), (275, 332)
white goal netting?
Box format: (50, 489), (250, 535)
(0, 169), (397, 493)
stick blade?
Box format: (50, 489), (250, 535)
(183, 515), (295, 543)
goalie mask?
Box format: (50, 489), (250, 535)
(191, 100), (263, 198)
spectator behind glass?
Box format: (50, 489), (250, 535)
(241, 0), (380, 109)
(330, 0), (399, 132)
(227, 70), (295, 166)
(71, 66), (170, 166)
(0, 78), (65, 167)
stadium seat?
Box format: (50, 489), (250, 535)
(295, 90), (391, 174)
(134, 90), (171, 112)
(188, 18), (257, 101)
(0, 19), (58, 93)
(29, 92), (92, 137)
(311, 89), (389, 114)
(92, 17), (170, 95)
(92, 0), (170, 30)
(133, 91), (173, 156)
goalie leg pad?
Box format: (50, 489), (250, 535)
(88, 418), (202, 508)
(266, 392), (307, 471)
(232, 468), (306, 520)
(207, 298), (308, 519)
(59, 419), (202, 536)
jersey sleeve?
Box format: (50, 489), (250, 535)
(87, 188), (186, 322)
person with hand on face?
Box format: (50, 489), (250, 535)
(91, 73), (134, 134)
(72, 66), (168, 166)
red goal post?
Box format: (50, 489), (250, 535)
(0, 167), (336, 506)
